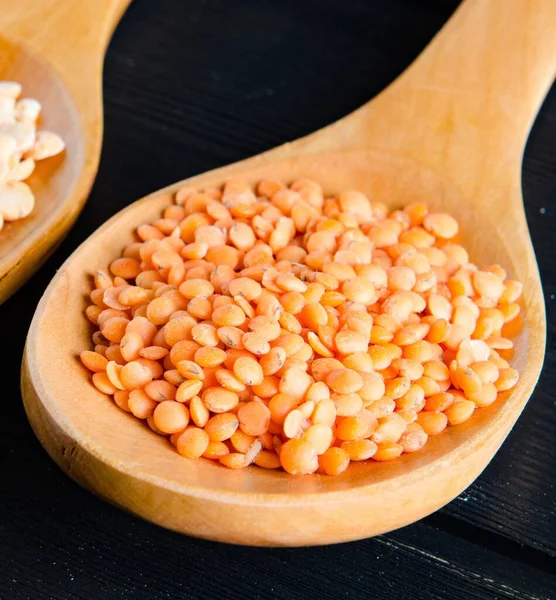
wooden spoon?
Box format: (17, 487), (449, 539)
(0, 0), (131, 304)
(22, 0), (554, 546)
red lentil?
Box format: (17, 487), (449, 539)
(82, 179), (523, 475)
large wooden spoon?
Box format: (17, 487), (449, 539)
(0, 0), (131, 304)
(22, 0), (554, 546)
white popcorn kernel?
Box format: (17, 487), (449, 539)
(0, 81), (22, 98)
(8, 157), (35, 182)
(0, 97), (16, 124)
(15, 98), (41, 124)
(29, 130), (65, 160)
(0, 181), (35, 221)
(0, 122), (36, 153)
(0, 134), (17, 163)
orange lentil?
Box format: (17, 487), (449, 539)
(445, 400), (475, 425)
(175, 380), (202, 405)
(119, 332), (144, 362)
(247, 315), (282, 341)
(164, 370), (184, 386)
(128, 389), (157, 418)
(189, 395), (210, 427)
(336, 413), (376, 441)
(317, 325), (337, 351)
(80, 350), (108, 373)
(238, 401), (271, 436)
(211, 304), (245, 327)
(203, 387), (239, 413)
(424, 392), (454, 412)
(319, 447), (350, 475)
(280, 438), (319, 475)
(268, 393), (298, 425)
(423, 360), (450, 381)
(392, 358), (424, 381)
(423, 213), (459, 239)
(82, 180), (523, 475)
(384, 377), (411, 400)
(176, 428), (210, 459)
(119, 361), (153, 390)
(104, 344), (125, 365)
(223, 348), (251, 370)
(204, 413), (239, 442)
(242, 332), (270, 356)
(153, 401), (189, 434)
(279, 367), (312, 399)
(398, 423), (428, 453)
(161, 316), (194, 347)
(176, 360), (205, 381)
(332, 393), (363, 417)
(283, 409), (304, 439)
(371, 413), (407, 444)
(341, 439), (378, 461)
(303, 424), (333, 454)
(251, 374), (279, 398)
(299, 302), (327, 331)
(335, 330), (368, 354)
(216, 326), (244, 349)
(278, 311), (301, 335)
(259, 346), (287, 376)
(417, 411), (448, 436)
(187, 297), (212, 320)
(305, 382), (329, 405)
(472, 361), (499, 384)
(92, 372), (117, 395)
(140, 346), (169, 361)
(373, 442), (403, 461)
(114, 390), (131, 412)
(194, 346), (227, 368)
(145, 380), (176, 402)
(495, 368), (519, 391)
(230, 429), (256, 454)
(254, 450), (282, 469)
(326, 369), (364, 394)
(214, 368), (246, 393)
(342, 352), (374, 373)
(467, 382), (499, 407)
(100, 317), (129, 344)
(170, 340), (200, 364)
(202, 441), (229, 459)
(233, 356), (264, 386)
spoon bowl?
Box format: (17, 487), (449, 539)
(22, 0), (553, 546)
(0, 0), (131, 304)
(0, 35), (82, 293)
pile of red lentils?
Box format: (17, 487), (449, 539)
(80, 179), (522, 475)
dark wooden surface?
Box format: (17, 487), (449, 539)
(1, 1), (555, 598)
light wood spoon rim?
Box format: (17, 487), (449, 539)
(22, 0), (553, 545)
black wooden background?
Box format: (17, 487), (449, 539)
(1, 1), (555, 598)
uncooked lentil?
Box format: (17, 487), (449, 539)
(81, 178), (523, 475)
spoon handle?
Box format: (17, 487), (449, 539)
(0, 0), (133, 74)
(385, 0), (556, 146)
(283, 0), (555, 256)
(341, 0), (556, 172)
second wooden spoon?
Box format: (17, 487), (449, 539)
(0, 0), (131, 304)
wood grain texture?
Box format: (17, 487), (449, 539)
(0, 0), (131, 305)
(1, 498), (555, 600)
(1, 0), (555, 595)
(20, 0), (554, 547)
